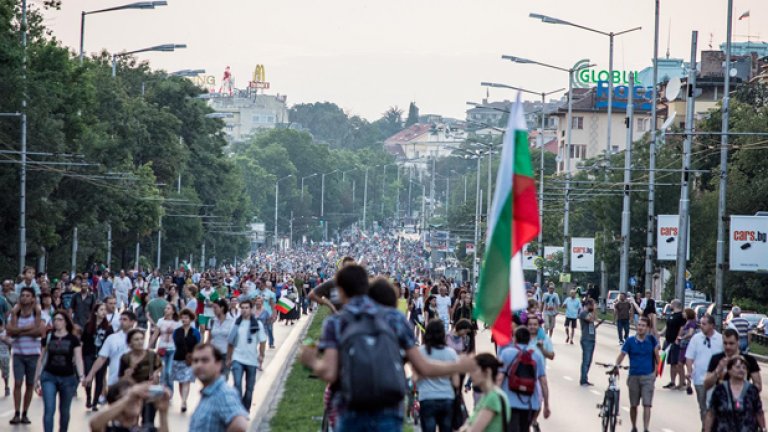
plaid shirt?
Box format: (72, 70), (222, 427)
(319, 295), (415, 418)
(189, 376), (248, 432)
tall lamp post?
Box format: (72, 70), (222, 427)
(481, 82), (565, 286)
(362, 165), (380, 231)
(80, 1), (167, 64)
(301, 173), (318, 201)
(321, 169), (339, 240)
(274, 174), (293, 249)
(112, 43), (186, 78)
(502, 55), (594, 276)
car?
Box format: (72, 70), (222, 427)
(757, 317), (768, 335)
(606, 290), (620, 310)
(738, 313), (766, 331)
(694, 304), (712, 320)
(688, 301), (710, 311)
(656, 301), (668, 317)
(706, 303), (733, 326)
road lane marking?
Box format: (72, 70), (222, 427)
(622, 406), (630, 412)
(563, 375), (573, 381)
(0, 411), (13, 418)
(662, 429), (675, 432)
(590, 390), (601, 396)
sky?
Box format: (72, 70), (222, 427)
(41, 0), (766, 121)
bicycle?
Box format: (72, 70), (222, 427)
(595, 362), (629, 432)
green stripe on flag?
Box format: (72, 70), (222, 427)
(474, 193), (513, 325)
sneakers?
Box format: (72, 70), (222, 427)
(9, 415), (21, 425)
(662, 382), (676, 389)
(21, 416), (31, 424)
(687, 386), (694, 395)
(580, 382), (594, 387)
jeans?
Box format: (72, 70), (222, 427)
(580, 338), (596, 384)
(337, 411), (403, 432)
(694, 384), (707, 423)
(509, 407), (534, 432)
(265, 321), (275, 347)
(160, 349), (175, 394)
(419, 398), (453, 432)
(84, 354), (106, 405)
(617, 319), (630, 342)
(231, 360), (258, 411)
(41, 372), (78, 432)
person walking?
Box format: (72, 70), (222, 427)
(97, 271), (114, 302)
(614, 316), (659, 432)
(146, 287), (169, 332)
(83, 311), (137, 397)
(727, 306), (751, 353)
(114, 270), (133, 311)
(70, 280), (96, 331)
(462, 353), (510, 432)
(562, 289), (581, 345)
(34, 310), (85, 432)
(525, 315), (554, 432)
(579, 298), (604, 386)
(704, 356), (765, 432)
(149, 303), (181, 394)
(613, 292), (632, 344)
(541, 283), (560, 338)
(89, 380), (171, 432)
(662, 299), (687, 391)
(208, 299), (235, 378)
(678, 307), (699, 394)
(81, 302), (113, 411)
(104, 296), (121, 332)
(686, 314), (724, 427)
(172, 308), (201, 412)
(415, 319), (459, 432)
(7, 287), (43, 425)
(189, 343), (249, 432)
(705, 328), (762, 393)
(226, 299), (267, 412)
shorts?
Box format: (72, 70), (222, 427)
(198, 315), (212, 327)
(544, 314), (557, 329)
(565, 317), (577, 328)
(627, 373), (656, 407)
(666, 342), (680, 365)
(13, 354), (39, 385)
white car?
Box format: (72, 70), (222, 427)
(606, 290), (620, 310)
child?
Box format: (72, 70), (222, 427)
(0, 319), (11, 396)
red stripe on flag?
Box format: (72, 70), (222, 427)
(512, 174), (540, 255)
(491, 293), (514, 347)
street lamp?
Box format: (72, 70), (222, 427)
(502, 55), (594, 276)
(320, 170), (339, 240)
(112, 43), (186, 78)
(301, 173), (318, 201)
(274, 174), (293, 249)
(341, 169), (358, 214)
(481, 82), (565, 287)
(80, 1), (167, 64)
(382, 164), (396, 216)
(362, 165), (380, 231)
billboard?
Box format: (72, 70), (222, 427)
(522, 243), (538, 271)
(570, 237), (595, 272)
(729, 215), (768, 272)
(657, 215), (690, 261)
(543, 246), (564, 261)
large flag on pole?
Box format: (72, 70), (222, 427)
(473, 93), (541, 347)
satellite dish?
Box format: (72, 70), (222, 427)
(661, 111), (677, 130)
(729, 68), (738, 77)
(665, 77), (682, 101)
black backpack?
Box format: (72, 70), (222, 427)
(339, 307), (407, 410)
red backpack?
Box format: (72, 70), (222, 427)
(505, 347), (537, 396)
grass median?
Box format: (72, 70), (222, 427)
(269, 307), (414, 432)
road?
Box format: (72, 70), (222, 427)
(2, 312), (311, 432)
(466, 315), (768, 432)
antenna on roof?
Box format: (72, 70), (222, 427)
(666, 17), (671, 59)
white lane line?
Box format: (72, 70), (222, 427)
(662, 429), (675, 432)
(622, 406), (630, 412)
(562, 375), (574, 381)
(590, 390), (601, 396)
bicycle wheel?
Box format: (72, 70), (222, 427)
(609, 390), (619, 432)
(601, 391), (615, 432)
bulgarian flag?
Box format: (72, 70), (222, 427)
(474, 94), (540, 347)
(276, 297), (295, 314)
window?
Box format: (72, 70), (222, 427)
(572, 116), (584, 129)
(252, 115), (261, 123)
(636, 118), (650, 132)
(611, 145), (620, 154)
(569, 145), (587, 159)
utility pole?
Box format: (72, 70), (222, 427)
(562, 69), (575, 275)
(407, 166), (413, 223)
(156, 217), (162, 269)
(289, 211), (294, 250)
(618, 72), (635, 293)
(715, 0), (734, 329)
(134, 241), (140, 272)
(70, 227), (78, 277)
(675, 31), (698, 301)
(107, 223), (112, 270)
(200, 241), (205, 270)
(473, 155), (482, 286)
(381, 165), (388, 215)
(430, 156), (436, 219)
(363, 167), (369, 230)
(396, 167), (401, 222)
(645, 0), (661, 295)
(537, 92), (547, 287)
(19, 0), (28, 274)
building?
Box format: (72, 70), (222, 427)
(721, 41), (768, 58)
(207, 92), (289, 143)
(384, 122), (467, 168)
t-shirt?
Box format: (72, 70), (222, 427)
(621, 335), (658, 376)
(156, 318), (181, 350)
(579, 310), (597, 342)
(42, 332), (81, 376)
(707, 352), (761, 383)
(542, 292), (560, 315)
(106, 311), (120, 332)
(613, 301), (632, 321)
(665, 312), (686, 343)
(119, 350), (161, 383)
(254, 288), (276, 315)
(563, 297), (581, 319)
(499, 344), (546, 410)
(209, 315), (235, 357)
(99, 330), (130, 386)
(231, 318), (267, 367)
(685, 331), (724, 386)
(468, 388), (509, 432)
(728, 317), (751, 343)
(436, 295), (451, 319)
(146, 298), (168, 324)
(416, 346), (458, 401)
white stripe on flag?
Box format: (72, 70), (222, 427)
(510, 252), (528, 311)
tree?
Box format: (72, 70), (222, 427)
(405, 102), (419, 127)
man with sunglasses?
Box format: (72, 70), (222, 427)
(685, 314), (724, 426)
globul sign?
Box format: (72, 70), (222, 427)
(729, 215), (768, 272)
(595, 80), (654, 111)
(574, 59), (642, 88)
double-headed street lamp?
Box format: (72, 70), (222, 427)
(481, 82), (565, 286)
(80, 1), (168, 64)
(502, 55), (594, 276)
(301, 173), (318, 201)
(112, 43), (186, 78)
(274, 174), (293, 249)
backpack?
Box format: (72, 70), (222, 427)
(339, 307), (407, 410)
(505, 346), (537, 396)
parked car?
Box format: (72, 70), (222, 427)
(706, 303), (733, 326)
(694, 303), (712, 320)
(756, 317), (768, 335)
(606, 290), (620, 310)
(689, 301), (710, 312)
(737, 313), (766, 331)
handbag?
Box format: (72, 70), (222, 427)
(451, 387), (468, 429)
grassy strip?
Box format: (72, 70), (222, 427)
(269, 307), (415, 432)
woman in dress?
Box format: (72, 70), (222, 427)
(149, 304), (180, 394)
(82, 302), (113, 411)
(171, 309), (201, 412)
(34, 310), (85, 432)
(705, 356), (765, 432)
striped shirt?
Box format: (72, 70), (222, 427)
(189, 376), (248, 432)
(12, 313), (41, 356)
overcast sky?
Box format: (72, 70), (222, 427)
(42, 0), (764, 120)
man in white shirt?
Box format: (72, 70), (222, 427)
(685, 314), (723, 425)
(83, 310), (137, 388)
(113, 270), (133, 311)
(436, 285), (452, 332)
(226, 299), (267, 412)
(104, 296), (121, 332)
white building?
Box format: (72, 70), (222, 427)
(384, 123), (466, 169)
(207, 92), (289, 143)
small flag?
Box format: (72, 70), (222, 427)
(131, 289), (142, 305)
(739, 10), (750, 20)
(275, 297), (295, 314)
